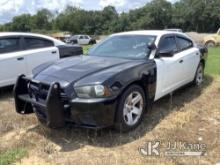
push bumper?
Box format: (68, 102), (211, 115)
(14, 75), (65, 128)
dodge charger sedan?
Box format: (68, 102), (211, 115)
(14, 30), (207, 132)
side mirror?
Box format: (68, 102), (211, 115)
(156, 49), (174, 58)
(147, 42), (156, 50)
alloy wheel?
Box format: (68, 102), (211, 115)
(123, 91), (144, 126)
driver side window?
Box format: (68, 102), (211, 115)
(159, 36), (178, 53)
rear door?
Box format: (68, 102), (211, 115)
(0, 36), (27, 87)
(22, 36), (59, 77)
(176, 35), (200, 82)
(84, 35), (90, 44)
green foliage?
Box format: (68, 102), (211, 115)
(0, 148), (27, 165)
(83, 45), (92, 54)
(205, 48), (220, 75)
(0, 0), (220, 34)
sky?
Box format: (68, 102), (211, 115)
(0, 0), (177, 24)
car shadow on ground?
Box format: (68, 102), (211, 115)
(24, 75), (213, 152)
(0, 86), (14, 100)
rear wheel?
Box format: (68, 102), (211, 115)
(205, 41), (215, 47)
(193, 62), (204, 86)
(114, 85), (146, 132)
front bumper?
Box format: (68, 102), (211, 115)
(14, 75), (117, 129)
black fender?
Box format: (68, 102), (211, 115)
(107, 60), (157, 108)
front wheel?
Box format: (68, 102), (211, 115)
(114, 85), (146, 132)
(193, 62), (204, 86)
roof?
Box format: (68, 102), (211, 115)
(0, 32), (65, 46)
(112, 30), (185, 38)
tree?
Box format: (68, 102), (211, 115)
(31, 9), (53, 30)
(1, 0), (220, 33)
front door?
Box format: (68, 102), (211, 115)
(154, 35), (185, 100)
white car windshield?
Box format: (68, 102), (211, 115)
(89, 35), (156, 59)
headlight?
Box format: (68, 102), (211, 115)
(74, 85), (111, 98)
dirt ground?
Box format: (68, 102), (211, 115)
(0, 75), (220, 165)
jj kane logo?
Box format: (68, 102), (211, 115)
(139, 140), (207, 157)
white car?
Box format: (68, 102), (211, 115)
(0, 32), (82, 88)
(69, 35), (96, 45)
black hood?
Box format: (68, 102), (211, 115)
(35, 55), (143, 84)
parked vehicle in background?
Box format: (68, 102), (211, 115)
(204, 28), (220, 47)
(69, 35), (96, 45)
(164, 29), (183, 33)
(0, 32), (82, 88)
(63, 34), (71, 43)
(14, 30), (207, 132)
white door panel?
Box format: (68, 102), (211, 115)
(77, 39), (83, 45)
(182, 48), (200, 82)
(154, 55), (184, 100)
(154, 48), (200, 101)
(24, 47), (59, 77)
(0, 52), (26, 87)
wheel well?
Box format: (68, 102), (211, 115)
(118, 79), (148, 101)
(205, 40), (215, 45)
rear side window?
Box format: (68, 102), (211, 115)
(159, 36), (178, 52)
(0, 38), (20, 54)
(176, 37), (193, 51)
(24, 37), (54, 50)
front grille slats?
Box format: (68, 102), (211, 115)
(29, 82), (68, 103)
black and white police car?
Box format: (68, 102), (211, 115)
(14, 30), (208, 132)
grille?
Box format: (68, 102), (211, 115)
(28, 82), (68, 103)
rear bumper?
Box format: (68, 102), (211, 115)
(14, 75), (117, 129)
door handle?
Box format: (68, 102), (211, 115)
(179, 59), (184, 63)
(17, 57), (24, 61)
(51, 51), (57, 54)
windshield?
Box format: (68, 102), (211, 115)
(88, 35), (156, 59)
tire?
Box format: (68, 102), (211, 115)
(205, 41), (215, 47)
(193, 62), (204, 86)
(114, 85), (146, 132)
(89, 40), (96, 45)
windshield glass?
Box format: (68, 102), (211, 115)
(88, 35), (156, 59)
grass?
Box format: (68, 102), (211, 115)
(83, 45), (92, 54)
(0, 148), (27, 165)
(205, 47), (220, 75)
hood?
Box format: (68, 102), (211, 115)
(35, 55), (142, 84)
